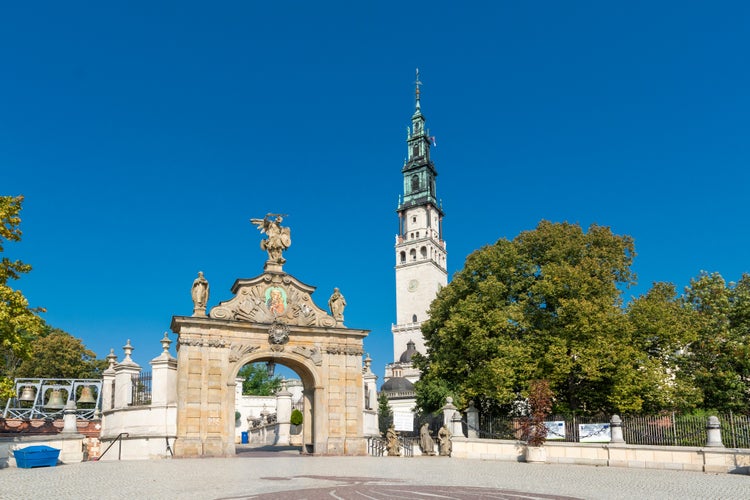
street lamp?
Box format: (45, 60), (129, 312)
(266, 360), (275, 378)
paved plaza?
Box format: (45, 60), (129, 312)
(1, 447), (748, 499)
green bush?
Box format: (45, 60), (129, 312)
(290, 408), (303, 426)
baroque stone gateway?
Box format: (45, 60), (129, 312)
(170, 217), (369, 457)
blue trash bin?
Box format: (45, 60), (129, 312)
(241, 431), (248, 444)
(14, 445), (60, 468)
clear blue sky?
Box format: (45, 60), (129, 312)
(3, 2), (749, 384)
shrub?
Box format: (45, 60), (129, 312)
(290, 408), (303, 426)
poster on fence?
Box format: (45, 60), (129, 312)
(544, 421), (565, 440)
(578, 423), (611, 442)
(393, 412), (414, 432)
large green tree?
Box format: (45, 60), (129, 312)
(682, 272), (750, 412)
(0, 196), (45, 400)
(415, 221), (640, 415)
(625, 282), (702, 413)
(15, 326), (107, 379)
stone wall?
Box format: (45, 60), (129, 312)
(451, 437), (750, 474)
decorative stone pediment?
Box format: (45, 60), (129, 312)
(209, 272), (337, 328)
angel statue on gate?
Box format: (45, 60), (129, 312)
(251, 214), (291, 266)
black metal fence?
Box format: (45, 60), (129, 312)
(130, 371), (152, 406)
(478, 411), (750, 448)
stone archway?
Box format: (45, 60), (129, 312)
(170, 270), (369, 457)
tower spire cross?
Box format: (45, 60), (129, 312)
(415, 68), (422, 108)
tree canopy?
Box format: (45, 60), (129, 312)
(238, 362), (282, 396)
(0, 196), (46, 400)
(415, 221), (750, 416)
(15, 325), (107, 379)
(1, 196), (105, 403)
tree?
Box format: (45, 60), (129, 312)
(682, 272), (750, 412)
(238, 362), (282, 396)
(624, 282), (702, 413)
(15, 325), (107, 378)
(377, 392), (393, 435)
(416, 221), (640, 415)
(0, 196), (45, 401)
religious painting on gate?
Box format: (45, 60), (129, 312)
(265, 287), (287, 316)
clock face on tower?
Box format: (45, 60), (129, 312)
(408, 279), (419, 292)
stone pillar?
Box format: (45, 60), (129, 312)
(275, 380), (292, 446)
(101, 349), (118, 412)
(113, 340), (141, 408)
(706, 416), (724, 447)
(441, 397), (457, 427)
(150, 333), (177, 406)
(61, 400), (78, 434)
(451, 411), (463, 437)
(465, 401), (479, 439)
(361, 354), (379, 436)
(313, 385), (327, 454)
(610, 414), (625, 444)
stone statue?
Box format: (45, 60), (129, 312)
(419, 423), (436, 456)
(328, 287), (346, 323)
(438, 425), (452, 457)
(191, 271), (209, 315)
(251, 214), (292, 267)
(386, 425), (400, 457)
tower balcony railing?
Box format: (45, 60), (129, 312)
(391, 322), (423, 333)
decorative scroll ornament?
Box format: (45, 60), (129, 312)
(178, 335), (226, 348)
(268, 320), (290, 345)
(229, 344), (260, 362)
(209, 273), (337, 327)
(325, 345), (364, 356)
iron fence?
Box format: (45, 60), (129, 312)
(130, 371), (152, 406)
(477, 411), (750, 448)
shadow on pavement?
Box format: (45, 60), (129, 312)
(236, 445), (303, 457)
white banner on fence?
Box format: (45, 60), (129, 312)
(579, 423), (611, 442)
(393, 412), (414, 432)
(544, 421), (566, 440)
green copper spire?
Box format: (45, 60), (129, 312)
(398, 70), (442, 217)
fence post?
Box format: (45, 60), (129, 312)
(113, 340), (141, 408)
(705, 416), (724, 447)
(465, 400), (479, 439)
(441, 397), (457, 427)
(101, 350), (118, 411)
(609, 414), (625, 444)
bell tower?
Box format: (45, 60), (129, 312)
(387, 70), (448, 383)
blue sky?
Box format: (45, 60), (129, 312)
(3, 2), (749, 383)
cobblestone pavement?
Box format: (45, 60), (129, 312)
(1, 451), (748, 499)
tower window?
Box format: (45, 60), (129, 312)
(410, 249), (416, 261)
(411, 174), (419, 192)
(416, 232), (419, 238)
(420, 246), (427, 258)
(412, 314), (418, 322)
(412, 216), (416, 223)
(400, 251), (406, 264)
